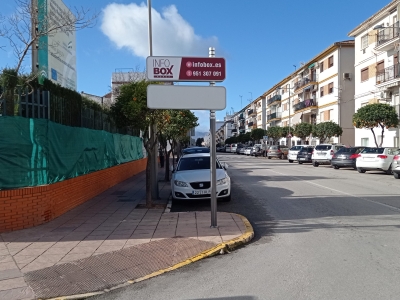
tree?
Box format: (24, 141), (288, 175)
(280, 126), (294, 139)
(293, 123), (313, 140)
(110, 80), (168, 208)
(312, 121), (343, 143)
(251, 128), (265, 142)
(225, 136), (237, 145)
(195, 137), (204, 146)
(353, 103), (399, 147)
(266, 126), (282, 144)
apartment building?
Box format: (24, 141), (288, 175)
(245, 103), (257, 132)
(255, 96), (266, 129)
(261, 41), (355, 146)
(348, 0), (400, 147)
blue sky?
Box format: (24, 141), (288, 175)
(0, 0), (389, 133)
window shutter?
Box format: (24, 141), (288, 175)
(324, 110), (329, 121)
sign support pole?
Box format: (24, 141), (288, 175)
(209, 47), (217, 228)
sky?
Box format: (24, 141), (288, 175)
(0, 0), (390, 134)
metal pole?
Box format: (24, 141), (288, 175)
(288, 86), (291, 147)
(148, 0), (158, 199)
(209, 47), (217, 227)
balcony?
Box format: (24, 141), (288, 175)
(375, 22), (399, 51)
(267, 112), (282, 122)
(248, 121), (254, 127)
(239, 129), (245, 134)
(267, 95), (281, 106)
(248, 108), (256, 116)
(376, 63), (400, 85)
(293, 98), (317, 112)
(231, 128), (237, 133)
(293, 74), (318, 91)
(239, 113), (244, 120)
(239, 126), (244, 130)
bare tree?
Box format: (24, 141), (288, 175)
(4, 0), (98, 74)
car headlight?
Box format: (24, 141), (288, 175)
(174, 180), (188, 187)
(217, 177), (229, 185)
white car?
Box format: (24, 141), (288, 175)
(244, 147), (252, 155)
(311, 144), (344, 167)
(356, 147), (399, 174)
(287, 145), (308, 163)
(171, 153), (231, 201)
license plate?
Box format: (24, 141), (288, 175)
(300, 158), (306, 160)
(192, 189), (211, 195)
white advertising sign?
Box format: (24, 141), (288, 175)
(147, 85), (226, 110)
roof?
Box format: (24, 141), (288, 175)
(348, 0), (398, 37)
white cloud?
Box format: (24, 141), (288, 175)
(101, 3), (218, 58)
(194, 110), (210, 134)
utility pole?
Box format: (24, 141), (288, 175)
(209, 47), (217, 228)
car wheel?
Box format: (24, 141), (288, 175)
(353, 166), (357, 170)
(385, 164), (393, 175)
(289, 160), (293, 163)
(394, 172), (400, 179)
(313, 162), (319, 167)
(298, 161), (303, 164)
(357, 167), (366, 173)
(333, 165), (339, 169)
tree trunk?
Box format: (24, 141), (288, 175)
(146, 151), (153, 208)
(4, 89), (15, 116)
(164, 148), (172, 181)
(379, 124), (385, 147)
(371, 128), (379, 148)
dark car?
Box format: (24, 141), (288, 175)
(182, 147), (210, 155)
(297, 146), (314, 164)
(331, 146), (364, 169)
(267, 145), (288, 159)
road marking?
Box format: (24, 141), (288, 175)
(268, 169), (400, 213)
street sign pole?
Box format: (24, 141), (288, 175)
(209, 47), (217, 228)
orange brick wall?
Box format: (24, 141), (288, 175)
(0, 158), (147, 233)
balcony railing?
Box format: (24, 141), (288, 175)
(267, 94), (281, 106)
(247, 109), (254, 115)
(248, 121), (254, 127)
(239, 113), (244, 120)
(232, 128), (237, 133)
(376, 63), (400, 84)
(267, 112), (282, 121)
(293, 74), (318, 91)
(377, 22), (400, 46)
(293, 98), (317, 112)
(239, 126), (244, 130)
(239, 129), (245, 134)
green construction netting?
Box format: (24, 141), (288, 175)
(0, 116), (143, 189)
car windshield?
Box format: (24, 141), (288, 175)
(177, 157), (222, 171)
(361, 147), (384, 154)
(182, 148), (210, 154)
(315, 145), (332, 151)
(290, 146), (303, 151)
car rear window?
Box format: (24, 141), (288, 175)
(361, 147), (384, 154)
(336, 147), (362, 154)
(299, 147), (313, 153)
(290, 146), (303, 151)
(315, 145), (332, 151)
(270, 146), (279, 150)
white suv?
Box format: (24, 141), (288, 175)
(311, 144), (344, 167)
(287, 145), (308, 163)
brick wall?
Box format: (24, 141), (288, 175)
(0, 158), (147, 233)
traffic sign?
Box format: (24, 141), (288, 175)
(147, 85), (226, 110)
(146, 56), (225, 82)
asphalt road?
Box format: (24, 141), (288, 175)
(93, 153), (400, 300)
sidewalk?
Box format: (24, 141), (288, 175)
(0, 166), (254, 300)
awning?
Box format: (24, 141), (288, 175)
(308, 63), (315, 69)
(292, 113), (303, 125)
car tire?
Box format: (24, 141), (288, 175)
(357, 167), (366, 173)
(313, 162), (319, 167)
(289, 160), (293, 163)
(385, 165), (393, 175)
(333, 165), (339, 169)
(268, 156), (271, 159)
(394, 172), (400, 179)
(298, 161), (303, 164)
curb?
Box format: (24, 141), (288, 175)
(43, 213), (254, 300)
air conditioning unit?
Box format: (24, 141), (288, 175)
(343, 73), (351, 80)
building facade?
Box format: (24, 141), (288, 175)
(348, 0), (400, 147)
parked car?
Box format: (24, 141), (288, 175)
(235, 144), (245, 154)
(296, 146), (315, 164)
(171, 153), (230, 201)
(225, 144), (231, 153)
(287, 145), (308, 163)
(231, 143), (239, 153)
(251, 144), (262, 156)
(331, 146), (364, 169)
(239, 147), (246, 155)
(244, 147), (252, 156)
(392, 154), (400, 179)
(356, 147), (399, 174)
(267, 145), (288, 159)
(182, 147), (210, 156)
(311, 144), (344, 167)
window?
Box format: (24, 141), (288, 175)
(361, 67), (369, 82)
(361, 138), (369, 147)
(328, 82), (334, 94)
(328, 56), (334, 68)
(320, 61), (324, 72)
(377, 60), (385, 74)
(320, 87), (324, 97)
(324, 110), (331, 121)
(361, 34), (368, 50)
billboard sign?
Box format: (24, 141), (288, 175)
(38, 0), (77, 90)
(147, 85), (226, 110)
(146, 56), (225, 82)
